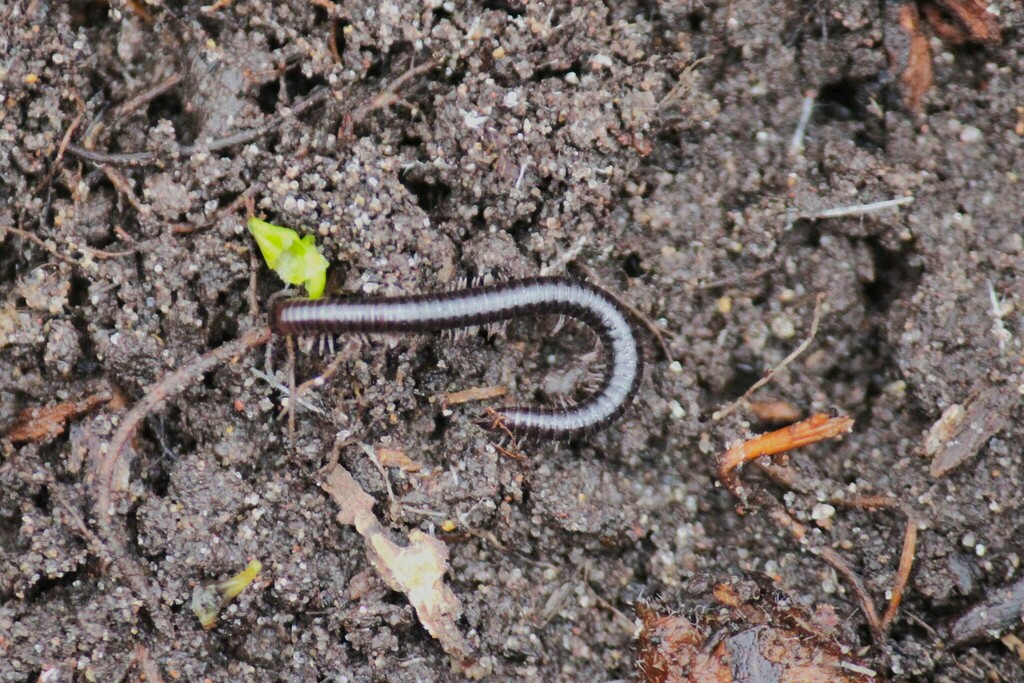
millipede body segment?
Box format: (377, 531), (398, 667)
(270, 276), (642, 436)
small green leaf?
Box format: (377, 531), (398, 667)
(247, 217), (329, 299)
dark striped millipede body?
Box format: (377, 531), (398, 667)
(270, 276), (643, 437)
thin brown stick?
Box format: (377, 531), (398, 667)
(56, 490), (170, 632)
(881, 513), (918, 632)
(248, 249), (260, 319)
(125, 0), (155, 23)
(753, 490), (886, 647)
(110, 74), (183, 123)
(348, 60), (437, 125)
(443, 384), (507, 406)
(0, 223), (82, 267)
(691, 264), (774, 291)
(755, 460), (916, 636)
(200, 0), (234, 12)
(94, 326), (272, 525)
(329, 19), (345, 63)
(87, 327), (273, 633)
(72, 59), (437, 166)
(172, 187), (251, 236)
(34, 102), (84, 194)
(819, 545), (887, 647)
(752, 458), (807, 492)
(287, 335), (296, 441)
(834, 494), (901, 510)
(102, 166), (148, 213)
(359, 442), (397, 515)
(620, 293), (674, 361)
(69, 86), (332, 165)
(713, 293), (825, 420)
(757, 462), (905, 508)
(293, 350), (348, 399)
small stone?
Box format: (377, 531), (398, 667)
(669, 400), (686, 420)
(960, 126), (982, 144)
(811, 503), (836, 521)
(771, 315), (796, 339)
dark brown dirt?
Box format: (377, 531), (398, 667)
(1, 1), (1022, 681)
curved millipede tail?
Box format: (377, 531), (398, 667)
(270, 277), (643, 437)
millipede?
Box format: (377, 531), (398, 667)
(270, 276), (643, 437)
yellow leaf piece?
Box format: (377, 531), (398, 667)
(247, 217), (329, 299)
(192, 559), (262, 629)
(219, 559), (262, 601)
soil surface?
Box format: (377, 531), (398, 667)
(2, 1), (1023, 682)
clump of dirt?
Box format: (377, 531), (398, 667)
(1, 1), (1022, 681)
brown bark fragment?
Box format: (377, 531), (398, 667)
(927, 380), (1020, 478)
(7, 388), (110, 444)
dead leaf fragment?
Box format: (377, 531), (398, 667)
(635, 595), (874, 683)
(925, 0), (1001, 45)
(323, 465), (375, 528)
(367, 530), (463, 648)
(321, 465), (482, 674)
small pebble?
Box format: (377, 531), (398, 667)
(771, 315), (796, 339)
(959, 126), (982, 144)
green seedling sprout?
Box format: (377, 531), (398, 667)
(247, 217), (329, 299)
(192, 559), (263, 629)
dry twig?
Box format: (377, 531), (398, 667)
(719, 414), (921, 648)
(882, 514), (919, 633)
(443, 385), (507, 406)
(93, 326), (272, 524)
(1, 224), (82, 268)
(106, 75), (183, 128)
(69, 87), (332, 165)
(718, 413), (854, 500)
